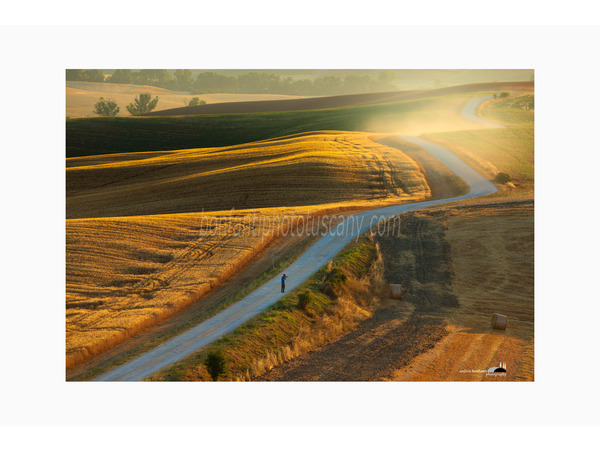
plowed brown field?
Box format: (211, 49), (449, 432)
(259, 197), (534, 381)
(144, 81), (534, 116)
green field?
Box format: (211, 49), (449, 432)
(480, 94), (534, 126)
(425, 128), (534, 186)
(424, 94), (534, 193)
(66, 93), (491, 157)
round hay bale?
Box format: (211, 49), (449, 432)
(388, 284), (403, 299)
(491, 313), (508, 330)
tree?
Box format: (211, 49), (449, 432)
(132, 69), (173, 86)
(82, 69), (105, 82)
(375, 70), (397, 91)
(494, 172), (512, 184)
(66, 69), (84, 81)
(126, 93), (159, 115)
(343, 74), (374, 94)
(108, 69), (133, 84)
(313, 75), (343, 95)
(174, 69), (193, 91)
(185, 97), (206, 107)
(193, 71), (236, 93)
(93, 97), (120, 116)
(289, 78), (313, 95)
(205, 349), (227, 381)
(154, 69), (174, 86)
(297, 290), (314, 312)
(66, 69), (104, 82)
(237, 72), (281, 93)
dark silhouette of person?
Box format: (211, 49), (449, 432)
(281, 274), (287, 293)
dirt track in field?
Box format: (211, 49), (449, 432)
(377, 136), (468, 200)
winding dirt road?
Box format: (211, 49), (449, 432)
(93, 96), (497, 381)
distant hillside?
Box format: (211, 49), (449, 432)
(66, 81), (304, 118)
(66, 82), (533, 158)
(76, 68), (533, 94)
(143, 81), (533, 116)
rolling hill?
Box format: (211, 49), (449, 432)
(142, 81), (533, 116)
(66, 81), (304, 118)
(66, 81), (533, 158)
(66, 132), (431, 369)
(67, 131), (430, 219)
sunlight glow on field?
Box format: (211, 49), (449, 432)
(66, 132), (431, 369)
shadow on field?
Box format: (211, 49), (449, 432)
(257, 213), (456, 381)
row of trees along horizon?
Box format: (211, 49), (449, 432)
(66, 69), (399, 96)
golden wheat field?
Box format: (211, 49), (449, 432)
(66, 207), (324, 369)
(67, 131), (431, 219)
(66, 81), (304, 118)
(66, 132), (430, 369)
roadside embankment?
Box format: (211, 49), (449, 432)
(147, 233), (386, 381)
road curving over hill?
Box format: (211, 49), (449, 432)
(92, 96), (498, 381)
(460, 96), (504, 128)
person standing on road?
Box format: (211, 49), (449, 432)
(281, 274), (288, 293)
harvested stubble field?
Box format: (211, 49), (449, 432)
(66, 132), (431, 370)
(390, 197), (534, 381)
(67, 207), (321, 369)
(67, 131), (430, 219)
(258, 197), (533, 381)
